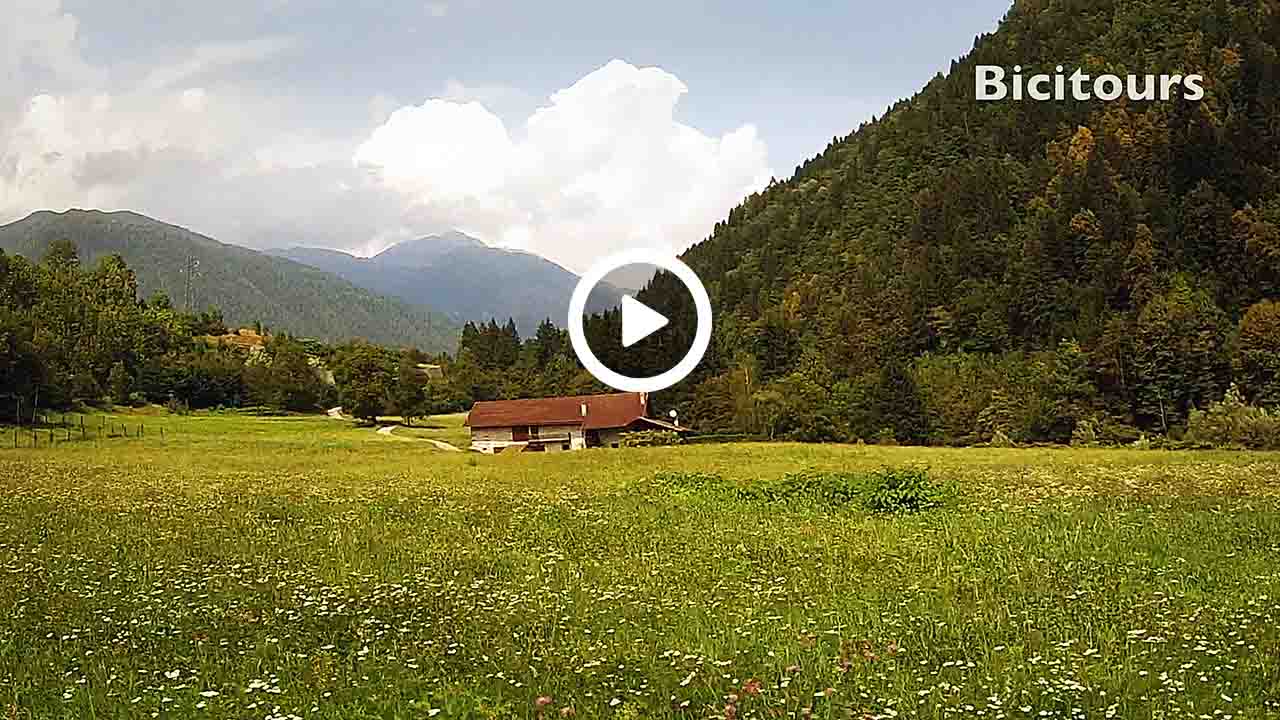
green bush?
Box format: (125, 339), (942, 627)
(682, 433), (756, 445)
(872, 428), (898, 446)
(620, 430), (680, 447)
(751, 469), (866, 506)
(165, 396), (190, 415)
(1071, 415), (1144, 447)
(1070, 416), (1100, 447)
(649, 470), (731, 496)
(863, 467), (945, 514)
(650, 466), (947, 513)
(1187, 385), (1280, 449)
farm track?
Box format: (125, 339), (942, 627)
(375, 424), (463, 451)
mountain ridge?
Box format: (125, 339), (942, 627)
(273, 233), (625, 335)
(0, 209), (460, 352)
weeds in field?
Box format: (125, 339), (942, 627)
(862, 467), (946, 513)
(649, 465), (947, 513)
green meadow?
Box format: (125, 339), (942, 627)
(1, 412), (1278, 719)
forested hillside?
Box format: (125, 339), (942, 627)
(621, 0), (1280, 443)
(0, 241), (466, 418)
(0, 210), (458, 352)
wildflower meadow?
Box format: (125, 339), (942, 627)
(1, 412), (1278, 719)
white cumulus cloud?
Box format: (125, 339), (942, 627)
(0, 2), (771, 274)
(354, 59), (773, 270)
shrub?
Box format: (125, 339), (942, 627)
(1070, 416), (1099, 447)
(682, 433), (755, 445)
(649, 470), (731, 496)
(107, 361), (131, 405)
(872, 428), (898, 446)
(620, 430), (680, 447)
(751, 470), (866, 506)
(863, 467), (945, 514)
(988, 429), (1017, 448)
(1187, 385), (1280, 449)
(1071, 414), (1143, 446)
(650, 466), (948, 513)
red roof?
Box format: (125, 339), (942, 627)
(465, 392), (648, 430)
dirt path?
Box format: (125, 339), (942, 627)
(375, 425), (463, 452)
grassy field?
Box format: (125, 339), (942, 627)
(1, 411), (1279, 719)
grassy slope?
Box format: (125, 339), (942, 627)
(0, 414), (1278, 718)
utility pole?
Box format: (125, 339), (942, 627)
(180, 255), (201, 311)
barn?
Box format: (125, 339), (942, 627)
(464, 391), (682, 453)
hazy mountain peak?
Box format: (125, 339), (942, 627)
(272, 229), (622, 334)
(371, 231), (486, 268)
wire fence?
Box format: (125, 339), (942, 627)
(3, 413), (165, 449)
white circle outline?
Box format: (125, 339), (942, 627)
(568, 249), (712, 393)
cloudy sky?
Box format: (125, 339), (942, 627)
(1, 0), (1011, 272)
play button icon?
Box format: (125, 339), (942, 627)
(568, 248), (713, 393)
(621, 295), (669, 348)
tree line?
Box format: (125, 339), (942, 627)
(0, 241), (425, 424)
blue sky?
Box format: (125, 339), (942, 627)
(5, 0), (1012, 270)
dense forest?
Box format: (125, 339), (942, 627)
(419, 0), (1280, 447)
(610, 0), (1280, 445)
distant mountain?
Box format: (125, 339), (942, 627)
(372, 230), (484, 267)
(0, 210), (459, 352)
(602, 263), (659, 293)
(273, 234), (625, 335)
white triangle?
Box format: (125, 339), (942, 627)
(621, 295), (668, 348)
